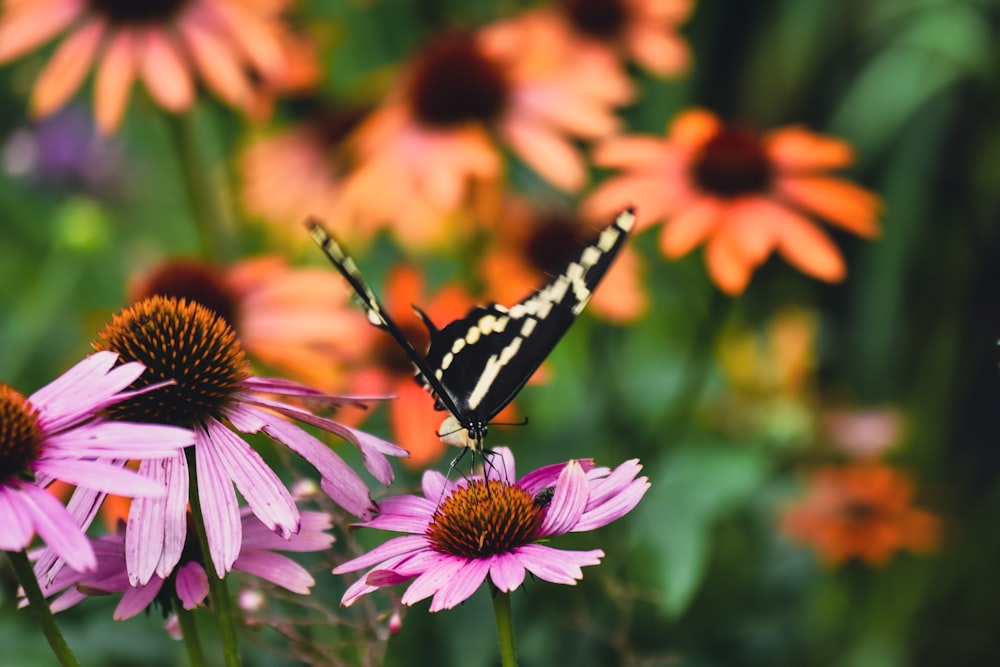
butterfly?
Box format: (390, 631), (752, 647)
(307, 207), (635, 453)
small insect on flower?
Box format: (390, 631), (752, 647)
(333, 447), (649, 612)
(308, 207), (636, 456)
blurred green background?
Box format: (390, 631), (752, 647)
(2, 0), (1000, 665)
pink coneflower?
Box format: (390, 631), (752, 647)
(0, 351), (192, 573)
(38, 507), (333, 619)
(0, 0), (306, 132)
(333, 447), (649, 611)
(91, 295), (406, 586)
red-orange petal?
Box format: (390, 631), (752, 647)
(765, 126), (854, 171)
(777, 175), (882, 238)
(590, 135), (670, 170)
(669, 108), (719, 151)
(773, 208), (846, 283)
(391, 381), (446, 469)
(705, 224), (754, 294)
(30, 17), (103, 118)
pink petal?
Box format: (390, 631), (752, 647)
(175, 562), (210, 609)
(138, 28), (194, 111)
(94, 29), (136, 133)
(178, 12), (250, 108)
(114, 577), (163, 620)
(0, 0), (83, 62)
(488, 553), (526, 593)
(30, 351), (143, 431)
(333, 535), (431, 574)
(400, 554), (469, 607)
(538, 460), (588, 536)
(359, 495), (434, 533)
(516, 544), (602, 584)
(0, 485), (35, 552)
(195, 429), (242, 578)
(501, 116), (587, 192)
(235, 550), (314, 594)
(42, 421), (193, 458)
(203, 419), (298, 538)
(241, 511), (332, 552)
(34, 458), (167, 498)
(483, 447), (516, 484)
(21, 483), (96, 573)
(430, 557), (491, 611)
(126, 455), (186, 586)
(574, 480), (650, 532)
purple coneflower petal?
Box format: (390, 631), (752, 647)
(516, 544), (603, 585)
(538, 460), (588, 536)
(485, 448), (517, 483)
(358, 495), (434, 533)
(421, 470), (449, 501)
(584, 459), (644, 508)
(28, 352), (141, 430)
(241, 510), (333, 552)
(489, 552), (526, 593)
(240, 376), (381, 409)
(0, 485), (36, 552)
(334, 534), (432, 574)
(430, 557), (491, 611)
(195, 431), (242, 577)
(42, 421), (193, 458)
(127, 454), (188, 585)
(175, 562), (209, 609)
(34, 458), (168, 498)
(517, 458), (595, 495)
(115, 577), (164, 620)
(204, 418), (299, 538)
(400, 554), (468, 607)
(235, 550), (314, 594)
(21, 484), (97, 573)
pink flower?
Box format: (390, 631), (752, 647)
(90, 296), (406, 586)
(333, 447), (649, 611)
(0, 351), (192, 572)
(38, 507), (334, 619)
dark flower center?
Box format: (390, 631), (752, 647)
(427, 479), (544, 557)
(842, 499), (883, 525)
(131, 259), (241, 330)
(87, 0), (189, 24)
(524, 213), (592, 274)
(94, 296), (251, 428)
(408, 32), (511, 128)
(375, 322), (427, 378)
(0, 386), (43, 484)
(690, 125), (775, 197)
(562, 0), (628, 39)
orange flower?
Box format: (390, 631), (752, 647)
(337, 16), (633, 248)
(480, 198), (647, 323)
(548, 0), (693, 77)
(129, 255), (373, 392)
(345, 266), (479, 469)
(240, 106), (367, 246)
(0, 0), (306, 132)
(584, 108), (882, 294)
(781, 464), (940, 567)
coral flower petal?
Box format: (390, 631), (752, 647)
(0, 0), (83, 62)
(773, 211), (847, 283)
(502, 117), (587, 192)
(94, 30), (137, 133)
(139, 29), (195, 112)
(766, 127), (854, 170)
(661, 196), (724, 258)
(706, 229), (755, 295)
(179, 13), (250, 107)
(628, 24), (691, 77)
(778, 176), (882, 238)
(30, 17), (104, 119)
(671, 108), (721, 150)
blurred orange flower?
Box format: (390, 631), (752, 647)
(781, 464), (940, 567)
(547, 0), (693, 76)
(0, 0), (307, 132)
(480, 198), (647, 323)
(337, 17), (633, 248)
(345, 266), (480, 469)
(130, 255), (373, 392)
(584, 108), (882, 294)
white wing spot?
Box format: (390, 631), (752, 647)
(467, 337), (523, 409)
(465, 327), (481, 345)
(520, 317), (537, 336)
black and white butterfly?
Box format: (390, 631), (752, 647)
(307, 207), (635, 453)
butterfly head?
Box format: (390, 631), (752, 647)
(438, 414), (488, 451)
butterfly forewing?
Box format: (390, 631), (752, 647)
(307, 206), (635, 449)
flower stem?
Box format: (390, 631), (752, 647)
(6, 549), (81, 667)
(174, 601), (207, 667)
(491, 586), (518, 667)
(163, 109), (235, 262)
(186, 449), (242, 667)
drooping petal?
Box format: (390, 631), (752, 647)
(0, 485), (35, 552)
(42, 421), (192, 458)
(777, 176), (882, 238)
(94, 29), (137, 133)
(178, 11), (250, 108)
(704, 224), (755, 295)
(501, 116), (587, 192)
(175, 562), (210, 609)
(235, 550), (314, 594)
(21, 483), (96, 573)
(30, 17), (103, 118)
(429, 557), (491, 611)
(0, 0), (83, 62)
(333, 535), (432, 574)
(773, 212), (846, 283)
(194, 431), (241, 577)
(400, 554), (468, 607)
(660, 196), (723, 258)
(516, 543), (602, 584)
(489, 552), (526, 593)
(114, 577), (163, 620)
(34, 458), (167, 498)
(138, 28), (194, 111)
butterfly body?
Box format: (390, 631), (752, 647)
(308, 207), (635, 452)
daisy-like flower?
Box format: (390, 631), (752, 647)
(480, 198), (647, 323)
(39, 507), (333, 619)
(129, 255), (375, 392)
(543, 0), (693, 77)
(337, 17), (633, 248)
(781, 463), (940, 567)
(0, 351), (192, 573)
(90, 295), (405, 586)
(584, 108), (882, 294)
(333, 447), (649, 611)
(0, 0), (306, 132)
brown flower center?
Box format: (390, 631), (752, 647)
(94, 296), (250, 428)
(524, 213), (593, 274)
(0, 386), (43, 484)
(408, 33), (511, 128)
(87, 0), (189, 24)
(131, 259), (241, 330)
(691, 125), (775, 197)
(427, 479), (544, 558)
(562, 0), (628, 40)
(842, 499), (883, 525)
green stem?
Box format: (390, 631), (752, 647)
(491, 586), (518, 667)
(186, 449), (242, 667)
(174, 601), (207, 667)
(163, 109), (235, 262)
(7, 549), (81, 667)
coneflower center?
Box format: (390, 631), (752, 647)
(94, 296), (250, 428)
(427, 479), (544, 558)
(562, 0), (628, 39)
(408, 33), (510, 128)
(131, 259), (241, 329)
(88, 0), (189, 24)
(691, 125), (775, 197)
(0, 386), (43, 484)
(525, 214), (591, 274)
(842, 499), (884, 525)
